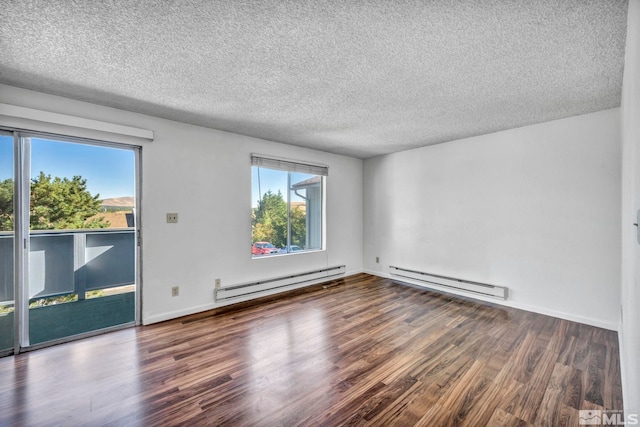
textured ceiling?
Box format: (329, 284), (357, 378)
(0, 0), (629, 158)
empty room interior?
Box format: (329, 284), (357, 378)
(0, 0), (639, 425)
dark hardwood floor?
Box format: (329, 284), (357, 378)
(0, 273), (623, 426)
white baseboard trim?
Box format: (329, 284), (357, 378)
(364, 269), (618, 331)
(143, 302), (221, 325)
(142, 268), (364, 325)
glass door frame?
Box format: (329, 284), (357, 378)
(15, 130), (30, 352)
(0, 130), (18, 357)
(2, 128), (142, 355)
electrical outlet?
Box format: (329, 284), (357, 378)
(215, 278), (221, 289)
(166, 213), (178, 223)
(376, 256), (380, 264)
(171, 286), (179, 297)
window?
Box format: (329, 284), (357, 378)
(251, 155), (326, 257)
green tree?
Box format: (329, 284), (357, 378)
(290, 206), (306, 247)
(252, 190), (288, 247)
(0, 172), (109, 231)
(0, 179), (13, 231)
(252, 190), (308, 249)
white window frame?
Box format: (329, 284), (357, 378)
(251, 155), (327, 257)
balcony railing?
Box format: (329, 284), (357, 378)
(1, 228), (136, 349)
(0, 228), (135, 302)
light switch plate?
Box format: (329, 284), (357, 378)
(167, 213), (178, 223)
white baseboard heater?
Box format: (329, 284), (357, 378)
(214, 265), (346, 302)
(389, 266), (508, 300)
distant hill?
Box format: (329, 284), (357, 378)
(91, 198), (135, 228)
(101, 197), (134, 207)
(291, 201), (306, 213)
(96, 211), (133, 228)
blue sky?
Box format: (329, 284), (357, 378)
(252, 167), (287, 208)
(0, 135), (135, 200)
(251, 167), (312, 208)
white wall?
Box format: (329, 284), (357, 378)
(620, 0), (640, 414)
(364, 109), (621, 329)
(0, 84), (364, 324)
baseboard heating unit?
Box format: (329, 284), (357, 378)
(389, 266), (508, 300)
(214, 265), (346, 302)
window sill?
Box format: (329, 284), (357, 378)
(251, 249), (325, 260)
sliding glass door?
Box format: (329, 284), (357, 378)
(0, 131), (139, 354)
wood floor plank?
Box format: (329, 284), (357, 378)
(487, 408), (530, 427)
(0, 273), (624, 426)
(562, 365), (584, 410)
(534, 363), (572, 427)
